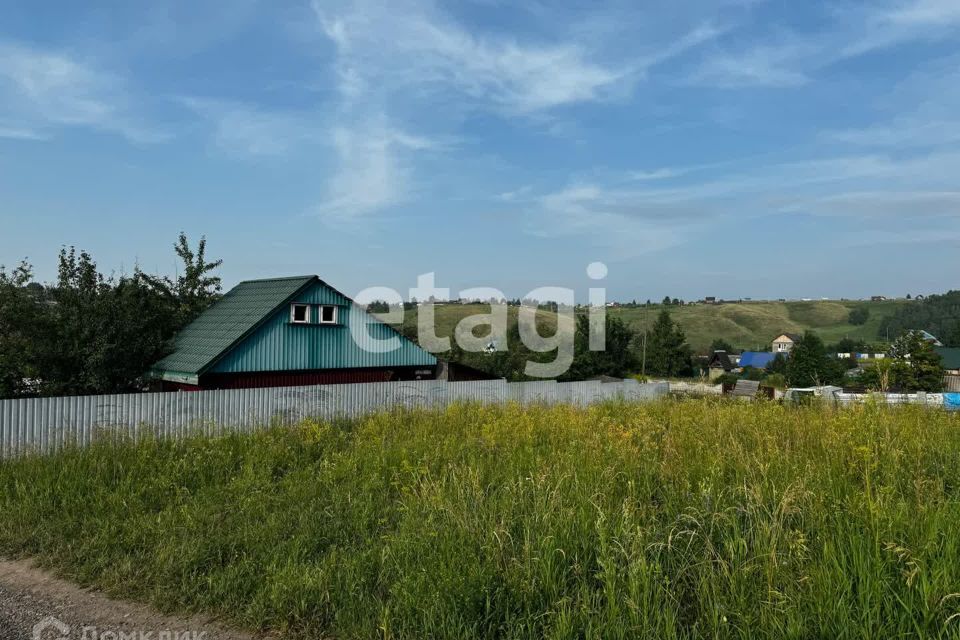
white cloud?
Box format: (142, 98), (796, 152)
(313, 0), (628, 114)
(844, 0), (960, 56)
(823, 57), (960, 149)
(837, 227), (960, 248)
(178, 97), (322, 157)
(826, 118), (960, 148)
(628, 168), (686, 181)
(313, 121), (437, 221)
(530, 181), (718, 256)
(497, 185), (534, 202)
(304, 0), (728, 220)
(641, 23), (727, 70)
(312, 1), (727, 114)
(520, 145), (960, 256)
(887, 0), (960, 25)
(685, 41), (813, 88)
(686, 1), (960, 89)
(783, 190), (960, 218)
(0, 41), (166, 143)
(0, 124), (47, 141)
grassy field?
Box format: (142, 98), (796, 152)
(2, 400), (960, 638)
(385, 299), (909, 353)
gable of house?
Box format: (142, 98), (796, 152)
(209, 279), (435, 374)
(772, 333), (801, 353)
(707, 351), (734, 371)
(152, 276), (435, 385)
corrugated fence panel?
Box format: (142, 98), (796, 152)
(0, 379), (669, 458)
(834, 392), (945, 407)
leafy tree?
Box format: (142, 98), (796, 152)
(366, 300), (390, 314)
(480, 319), (566, 382)
(0, 235), (223, 398)
(786, 331), (842, 387)
(763, 373), (787, 390)
(661, 295), (672, 306)
(715, 372), (739, 387)
(858, 359), (896, 392)
(441, 316), (554, 382)
(0, 261), (40, 397)
(848, 307), (870, 325)
(878, 290), (960, 347)
(139, 232), (223, 328)
(831, 337), (871, 354)
(741, 366), (766, 381)
(645, 309), (693, 377)
(881, 331), (944, 392)
(32, 248), (183, 396)
(768, 353), (788, 375)
(562, 314), (638, 380)
(709, 338), (736, 353)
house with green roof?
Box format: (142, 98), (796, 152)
(150, 276), (437, 390)
(935, 347), (960, 375)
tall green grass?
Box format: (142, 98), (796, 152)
(2, 400), (960, 638)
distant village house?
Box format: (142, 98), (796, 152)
(772, 333), (801, 354)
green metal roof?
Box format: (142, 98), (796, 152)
(935, 347), (960, 370)
(153, 276), (316, 377)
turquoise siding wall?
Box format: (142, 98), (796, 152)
(210, 281), (435, 373)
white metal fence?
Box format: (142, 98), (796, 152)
(833, 391), (947, 407)
(0, 379), (669, 458)
(945, 376), (960, 393)
(667, 381), (723, 396)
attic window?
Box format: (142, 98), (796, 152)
(318, 305), (338, 324)
(290, 303), (310, 324)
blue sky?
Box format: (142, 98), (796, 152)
(1, 0), (959, 302)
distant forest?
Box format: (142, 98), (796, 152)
(879, 291), (960, 347)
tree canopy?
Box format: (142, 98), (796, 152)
(562, 314), (639, 381)
(860, 331), (944, 392)
(878, 291), (960, 346)
(645, 309), (693, 377)
(786, 331), (844, 387)
(0, 234), (222, 398)
(709, 338), (736, 353)
(848, 307), (870, 326)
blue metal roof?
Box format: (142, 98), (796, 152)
(738, 351), (778, 369)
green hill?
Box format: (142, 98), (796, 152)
(614, 299), (908, 352)
(383, 299), (910, 354)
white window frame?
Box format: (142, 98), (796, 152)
(290, 303), (310, 324)
(318, 304), (338, 325)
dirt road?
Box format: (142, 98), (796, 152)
(0, 558), (268, 640)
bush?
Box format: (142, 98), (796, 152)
(762, 372), (787, 390)
(714, 372), (739, 387)
(848, 307), (870, 326)
(741, 366), (766, 381)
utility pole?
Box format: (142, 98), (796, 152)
(642, 331), (647, 376)
(642, 304), (648, 376)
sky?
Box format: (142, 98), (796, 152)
(1, 0), (959, 302)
